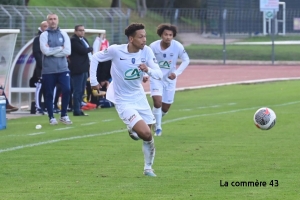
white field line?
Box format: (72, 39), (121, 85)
(180, 103), (236, 111)
(81, 122), (97, 126)
(102, 119), (115, 122)
(163, 101), (299, 124)
(0, 130), (122, 153)
(145, 77), (300, 94)
(54, 127), (74, 131)
(0, 100), (299, 154)
(28, 132), (46, 136)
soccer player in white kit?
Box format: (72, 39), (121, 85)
(149, 24), (190, 136)
(89, 23), (163, 177)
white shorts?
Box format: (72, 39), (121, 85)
(150, 78), (176, 104)
(114, 96), (156, 129)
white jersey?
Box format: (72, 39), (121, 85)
(90, 44), (162, 104)
(149, 40), (189, 82)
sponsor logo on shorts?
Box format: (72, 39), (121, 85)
(128, 114), (136, 122)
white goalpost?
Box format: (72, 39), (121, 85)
(0, 29), (20, 96)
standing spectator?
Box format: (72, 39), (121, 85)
(39, 13), (72, 125)
(32, 20), (48, 115)
(92, 33), (102, 54)
(89, 33), (111, 105)
(90, 23), (162, 177)
(69, 25), (92, 116)
(92, 33), (109, 53)
(99, 33), (109, 50)
(149, 24), (190, 136)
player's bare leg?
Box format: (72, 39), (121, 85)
(162, 102), (171, 116)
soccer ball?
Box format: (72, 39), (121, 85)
(253, 107), (276, 130)
(128, 127), (140, 141)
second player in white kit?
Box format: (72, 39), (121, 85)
(149, 23), (190, 136)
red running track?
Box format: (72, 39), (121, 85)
(142, 65), (300, 91)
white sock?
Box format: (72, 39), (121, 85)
(152, 107), (162, 130)
(143, 139), (155, 170)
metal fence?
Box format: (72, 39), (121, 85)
(0, 5), (130, 57)
(144, 8), (300, 36)
(2, 5), (300, 52)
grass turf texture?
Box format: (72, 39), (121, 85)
(0, 80), (300, 199)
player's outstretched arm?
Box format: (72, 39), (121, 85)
(174, 45), (190, 77)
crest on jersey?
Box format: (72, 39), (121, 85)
(163, 54), (166, 58)
(131, 58), (135, 64)
(59, 37), (63, 43)
(141, 58), (146, 63)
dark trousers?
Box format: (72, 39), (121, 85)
(42, 72), (71, 119)
(71, 72), (88, 114)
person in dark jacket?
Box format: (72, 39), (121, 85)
(68, 25), (93, 116)
(32, 21), (48, 114)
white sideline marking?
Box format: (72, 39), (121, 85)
(180, 109), (192, 111)
(81, 122), (97, 126)
(28, 132), (46, 136)
(146, 77), (300, 94)
(195, 103), (236, 110)
(102, 119), (114, 122)
(228, 103), (236, 106)
(164, 101), (300, 124)
(0, 100), (299, 154)
(54, 127), (74, 131)
(0, 130), (122, 153)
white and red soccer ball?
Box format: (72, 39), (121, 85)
(253, 107), (276, 130)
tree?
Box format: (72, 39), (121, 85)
(111, 0), (121, 8)
(0, 0), (23, 5)
(136, 0), (147, 18)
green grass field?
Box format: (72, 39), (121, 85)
(0, 80), (300, 199)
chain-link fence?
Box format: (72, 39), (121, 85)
(0, 5), (130, 57)
(144, 8), (300, 36)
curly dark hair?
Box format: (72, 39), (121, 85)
(157, 23), (177, 37)
(124, 23), (145, 38)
